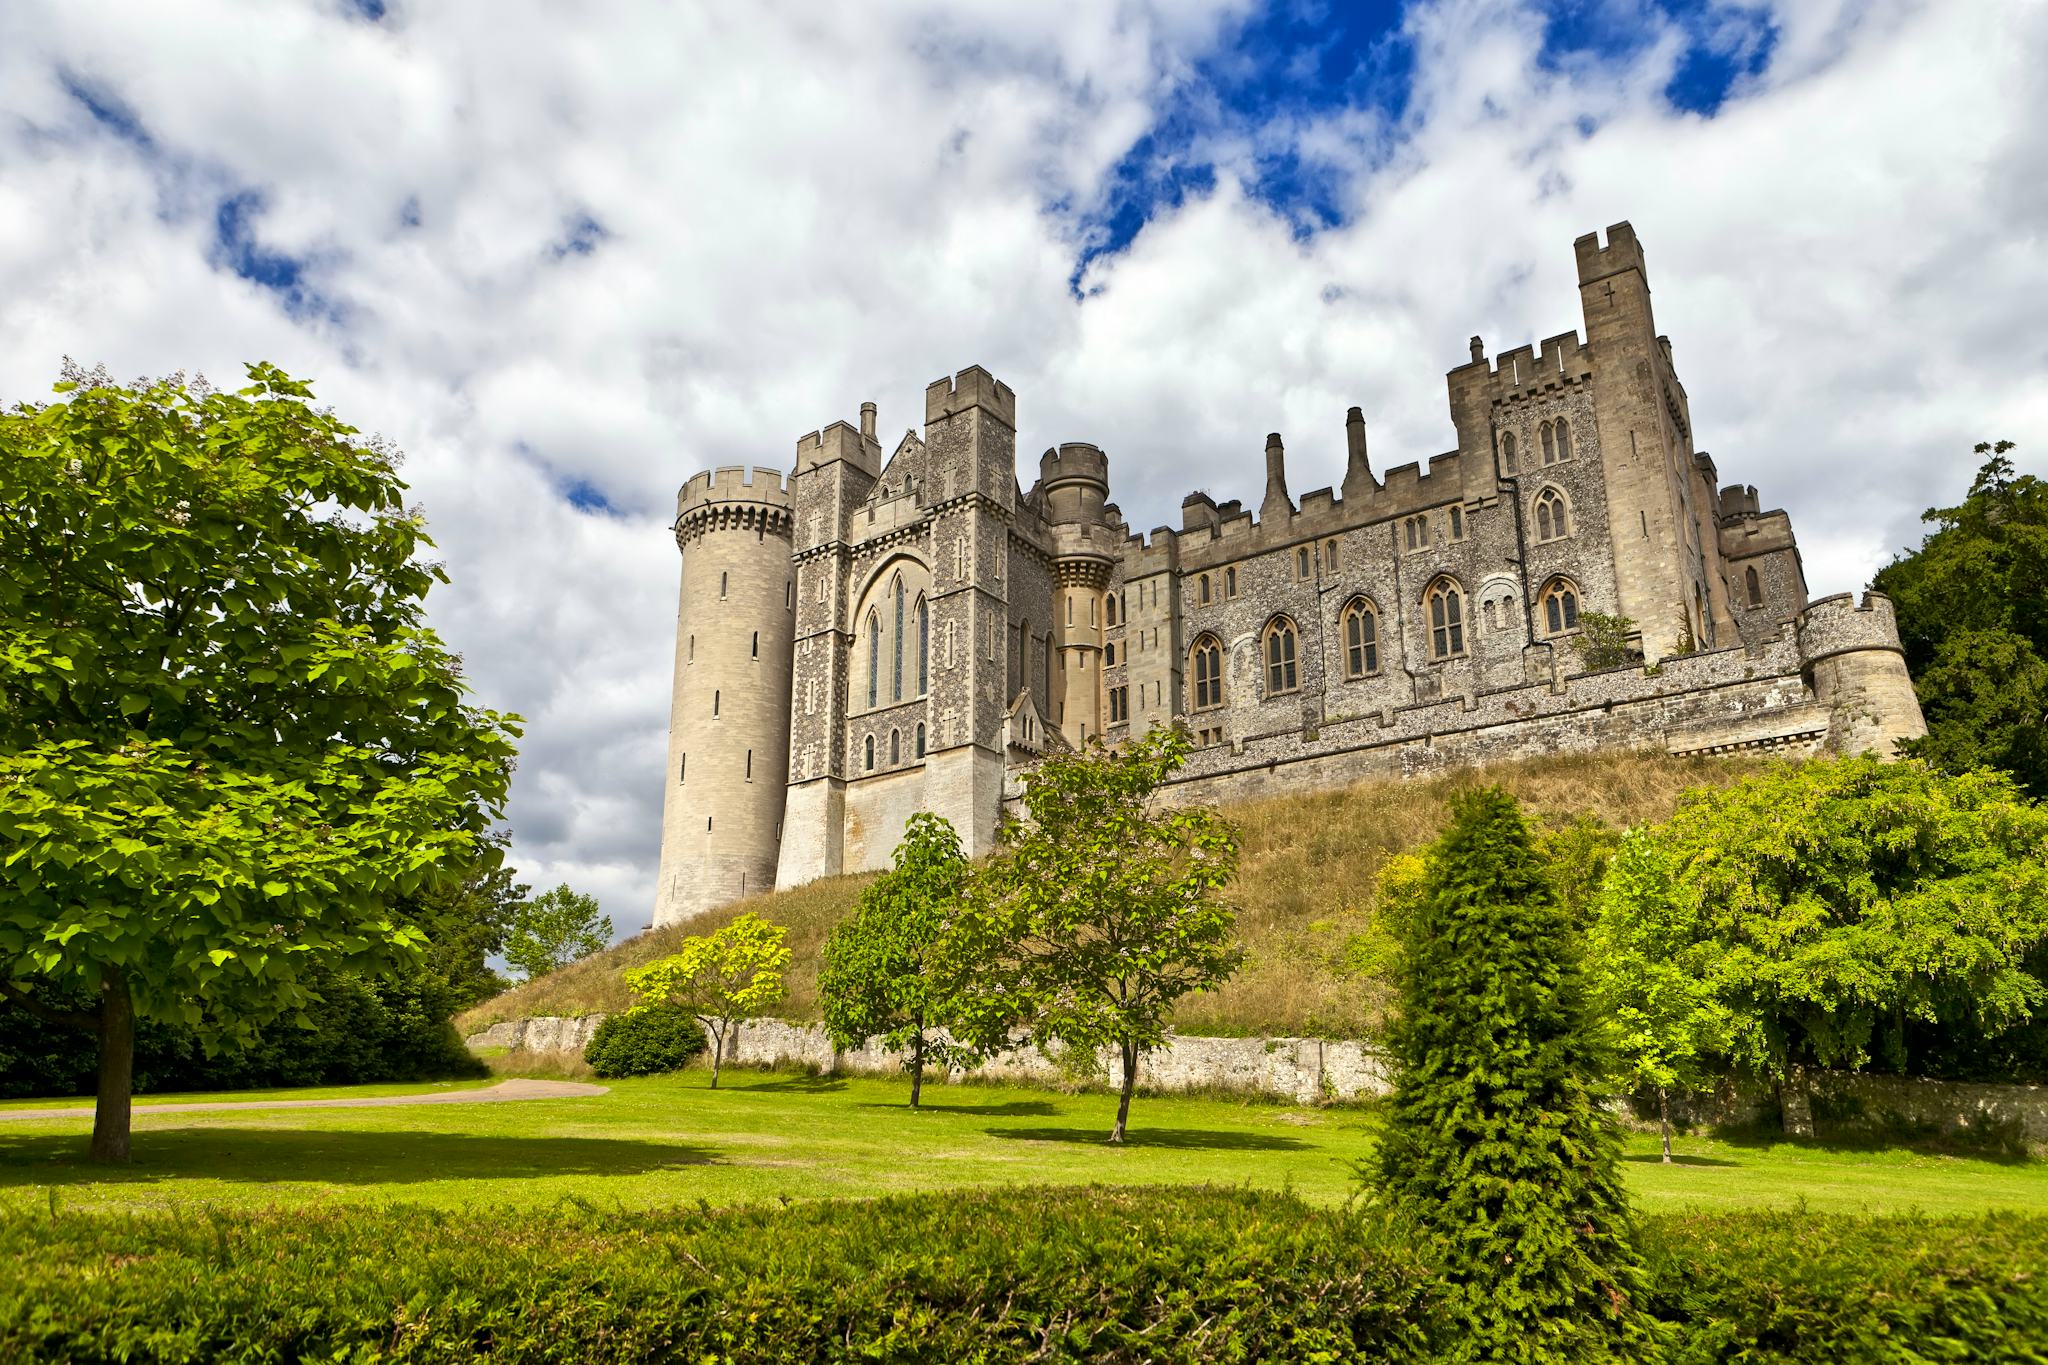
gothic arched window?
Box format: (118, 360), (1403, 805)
(866, 610), (880, 709)
(1555, 418), (1572, 462)
(1745, 565), (1763, 607)
(864, 734), (875, 770)
(915, 723), (926, 758)
(1341, 599), (1379, 679)
(890, 729), (901, 764)
(892, 576), (906, 702)
(1191, 635), (1224, 710)
(1263, 617), (1300, 694)
(916, 595), (929, 695)
(1534, 487), (1571, 542)
(1427, 580), (1466, 659)
(1539, 579), (1581, 636)
(1501, 431), (1518, 475)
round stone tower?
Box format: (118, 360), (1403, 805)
(652, 465), (796, 927)
(1041, 443), (1118, 748)
(1795, 591), (1928, 758)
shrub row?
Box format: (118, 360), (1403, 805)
(0, 1188), (2042, 1363)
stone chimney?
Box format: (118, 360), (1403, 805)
(1261, 432), (1293, 522)
(859, 401), (877, 442)
(1342, 406), (1372, 502)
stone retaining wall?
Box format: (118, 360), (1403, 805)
(469, 1013), (2048, 1145)
(467, 1014), (1391, 1104)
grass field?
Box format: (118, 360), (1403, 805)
(4, 1068), (2043, 1218)
(460, 749), (1775, 1038)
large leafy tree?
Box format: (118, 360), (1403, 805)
(0, 363), (519, 1161)
(625, 912), (789, 1089)
(955, 726), (1242, 1144)
(1376, 788), (1651, 1362)
(1625, 758), (2048, 1128)
(1873, 440), (2048, 793)
(1586, 830), (1734, 1161)
(503, 883), (611, 983)
(818, 812), (973, 1108)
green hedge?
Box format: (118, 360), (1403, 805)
(1, 1188), (2042, 1363)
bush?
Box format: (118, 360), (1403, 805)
(582, 1004), (706, 1078)
(0, 1191), (2043, 1363)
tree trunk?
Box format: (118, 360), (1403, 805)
(909, 1032), (925, 1110)
(90, 967), (134, 1164)
(1658, 1086), (1672, 1163)
(709, 1021), (725, 1090)
(1109, 1038), (1138, 1144)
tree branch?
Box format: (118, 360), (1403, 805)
(0, 979), (98, 1031)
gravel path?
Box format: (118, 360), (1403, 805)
(0, 1079), (608, 1123)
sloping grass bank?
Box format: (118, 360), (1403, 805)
(4, 1188), (2043, 1363)
(461, 750), (1769, 1038)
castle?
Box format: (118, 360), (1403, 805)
(652, 222), (1927, 925)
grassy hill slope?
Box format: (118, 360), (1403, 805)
(459, 749), (1773, 1040)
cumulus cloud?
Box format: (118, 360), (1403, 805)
(1, 0), (2042, 932)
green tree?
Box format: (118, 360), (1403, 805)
(402, 831), (529, 1010)
(504, 883), (611, 982)
(1626, 758), (2048, 1130)
(1376, 788), (1651, 1362)
(818, 812), (973, 1108)
(0, 363), (518, 1161)
(955, 727), (1242, 1143)
(1587, 830), (1733, 1161)
(625, 912), (789, 1089)
(1873, 440), (2048, 793)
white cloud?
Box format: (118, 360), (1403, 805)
(1, 0), (2042, 933)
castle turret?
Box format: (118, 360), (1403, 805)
(1042, 442), (1116, 748)
(1795, 592), (1928, 757)
(653, 466), (796, 926)
(1260, 432), (1293, 522)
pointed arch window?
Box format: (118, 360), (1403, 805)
(890, 729), (901, 764)
(1745, 565), (1763, 607)
(1199, 573), (1211, 605)
(1191, 635), (1224, 710)
(892, 576), (905, 702)
(1263, 617), (1300, 694)
(864, 734), (875, 770)
(866, 611), (880, 708)
(1501, 431), (1518, 475)
(915, 722), (926, 758)
(1427, 580), (1466, 659)
(916, 596), (929, 695)
(1539, 579), (1582, 636)
(1341, 599), (1380, 679)
(1534, 487), (1571, 542)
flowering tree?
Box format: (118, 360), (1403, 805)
(0, 363), (519, 1161)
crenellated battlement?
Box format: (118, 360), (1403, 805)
(925, 364), (1017, 428)
(1574, 220), (1644, 285)
(1796, 591), (1907, 666)
(675, 465), (795, 544)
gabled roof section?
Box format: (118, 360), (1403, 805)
(866, 428), (926, 506)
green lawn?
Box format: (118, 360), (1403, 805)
(3, 1068), (2044, 1217)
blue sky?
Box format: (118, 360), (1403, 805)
(2, 0), (2042, 927)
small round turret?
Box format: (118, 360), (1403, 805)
(653, 466), (796, 926)
(1039, 443), (1110, 525)
(1796, 592), (1928, 757)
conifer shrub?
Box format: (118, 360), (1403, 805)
(581, 1003), (706, 1079)
(1376, 787), (1655, 1362)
